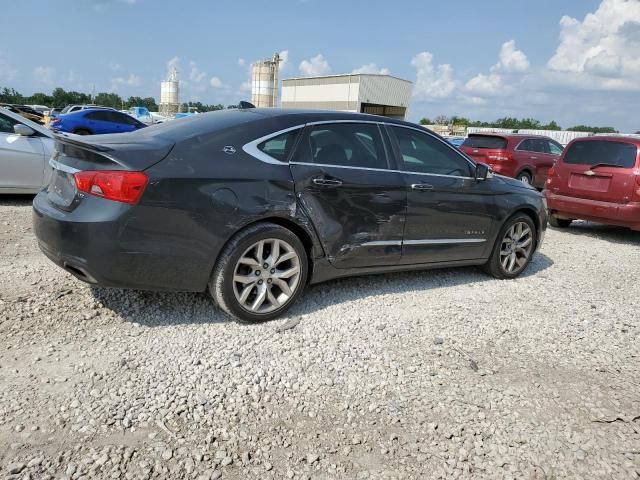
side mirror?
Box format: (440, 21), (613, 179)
(475, 162), (491, 181)
(14, 124), (35, 136)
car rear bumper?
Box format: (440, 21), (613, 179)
(32, 192), (212, 291)
(544, 191), (640, 230)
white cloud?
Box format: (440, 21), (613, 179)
(239, 80), (251, 93)
(166, 56), (180, 78)
(463, 40), (528, 97)
(494, 40), (530, 73)
(34, 66), (55, 85)
(112, 73), (143, 87)
(547, 0), (640, 90)
(210, 77), (224, 88)
(352, 63), (391, 75)
(299, 54), (331, 76)
(189, 61), (206, 83)
(279, 50), (289, 71)
(411, 52), (456, 99)
(464, 73), (503, 96)
(238, 58), (246, 67)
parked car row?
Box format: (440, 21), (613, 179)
(1, 104), (637, 323)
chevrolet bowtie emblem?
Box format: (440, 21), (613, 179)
(584, 170), (596, 176)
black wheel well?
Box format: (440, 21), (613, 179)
(516, 168), (533, 179)
(73, 128), (92, 134)
(513, 207), (540, 235)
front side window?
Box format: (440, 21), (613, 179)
(298, 123), (388, 170)
(391, 126), (472, 177)
(548, 141), (563, 156)
(257, 128), (301, 162)
(0, 113), (19, 134)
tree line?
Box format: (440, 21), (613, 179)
(419, 115), (622, 134)
(0, 87), (237, 113)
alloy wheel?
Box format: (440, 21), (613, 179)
(232, 238), (301, 314)
(499, 222), (533, 274)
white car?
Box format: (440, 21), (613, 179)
(0, 107), (55, 194)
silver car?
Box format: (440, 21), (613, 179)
(0, 107), (54, 194)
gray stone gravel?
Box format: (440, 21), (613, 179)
(0, 196), (639, 479)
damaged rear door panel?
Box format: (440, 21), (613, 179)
(290, 122), (407, 269)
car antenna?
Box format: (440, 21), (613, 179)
(238, 101), (256, 110)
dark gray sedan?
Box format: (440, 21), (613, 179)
(33, 108), (546, 323)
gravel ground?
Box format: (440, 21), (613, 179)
(0, 195), (639, 480)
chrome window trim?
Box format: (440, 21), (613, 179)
(49, 157), (80, 174)
(241, 125), (303, 165)
(241, 120), (477, 180)
(289, 161), (473, 179)
(362, 239), (486, 247)
(404, 238), (486, 245)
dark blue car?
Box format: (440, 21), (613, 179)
(50, 108), (146, 135)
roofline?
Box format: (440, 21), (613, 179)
(282, 73), (413, 84)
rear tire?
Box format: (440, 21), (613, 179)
(549, 215), (572, 228)
(73, 129), (91, 136)
(209, 223), (308, 324)
(482, 213), (537, 279)
(516, 171), (532, 185)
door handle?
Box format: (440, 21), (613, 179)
(530, 156), (538, 160)
(312, 177), (343, 187)
(411, 183), (434, 191)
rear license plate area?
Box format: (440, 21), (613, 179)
(568, 174), (611, 192)
(47, 168), (77, 208)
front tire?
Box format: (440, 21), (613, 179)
(209, 223), (308, 323)
(482, 213), (537, 279)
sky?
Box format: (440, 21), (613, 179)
(2, 0), (640, 131)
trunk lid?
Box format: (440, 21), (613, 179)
(553, 139), (638, 204)
(46, 133), (175, 210)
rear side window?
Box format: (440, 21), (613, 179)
(462, 135), (507, 149)
(564, 140), (637, 168)
(258, 129), (301, 162)
(297, 123), (388, 169)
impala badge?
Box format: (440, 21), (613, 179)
(223, 146), (236, 155)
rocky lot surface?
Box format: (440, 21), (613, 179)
(0, 195), (639, 479)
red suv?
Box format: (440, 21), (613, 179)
(461, 134), (564, 188)
(544, 136), (640, 230)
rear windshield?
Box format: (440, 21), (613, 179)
(564, 140), (637, 168)
(462, 135), (507, 149)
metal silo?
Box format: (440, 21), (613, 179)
(251, 53), (281, 107)
(160, 68), (180, 116)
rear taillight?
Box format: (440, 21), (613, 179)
(548, 166), (557, 178)
(73, 170), (148, 205)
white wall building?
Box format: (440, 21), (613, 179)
(281, 74), (412, 119)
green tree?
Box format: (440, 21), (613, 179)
(93, 92), (123, 109)
(28, 92), (53, 105)
(419, 117), (432, 125)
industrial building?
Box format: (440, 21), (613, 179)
(251, 53), (281, 108)
(281, 74), (413, 119)
(159, 68), (180, 116)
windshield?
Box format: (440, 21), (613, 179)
(564, 140), (637, 168)
(462, 135), (507, 149)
